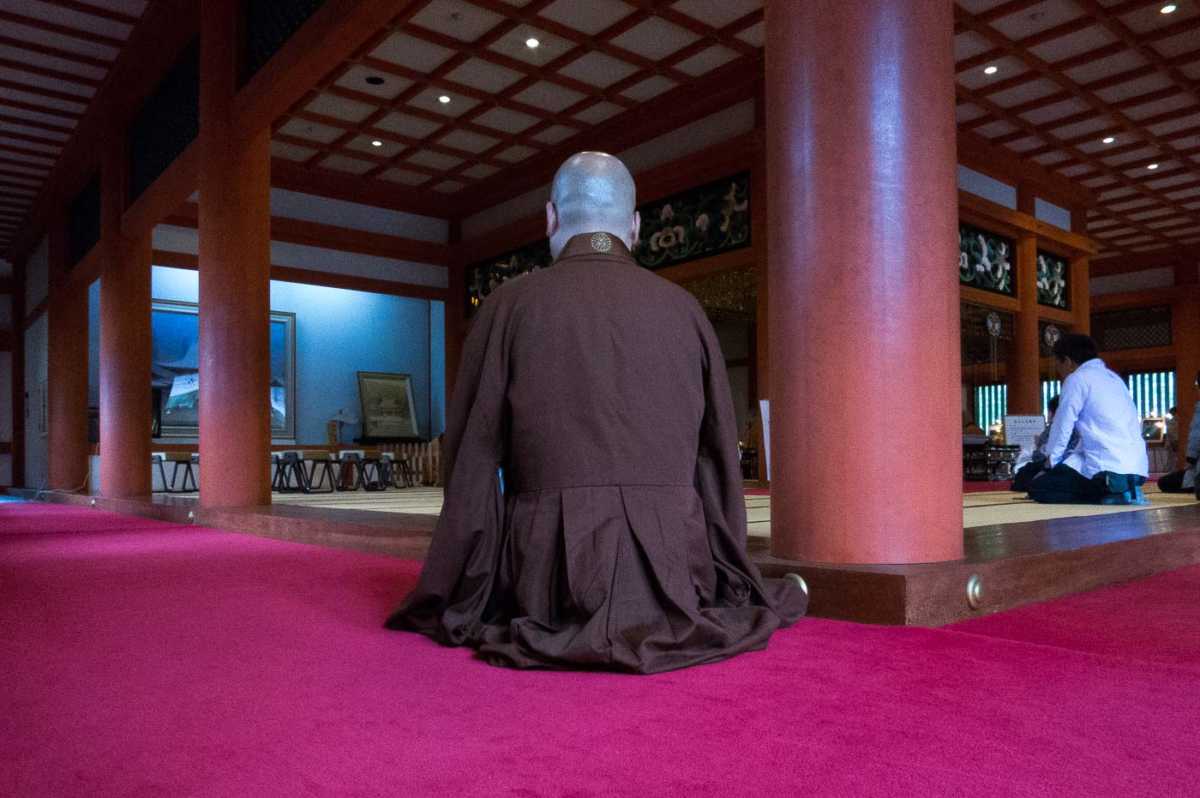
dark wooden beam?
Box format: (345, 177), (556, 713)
(3, 0), (199, 264)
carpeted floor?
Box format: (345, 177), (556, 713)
(2, 503), (1198, 797)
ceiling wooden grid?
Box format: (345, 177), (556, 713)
(2, 1), (1199, 260)
(0, 0), (147, 255)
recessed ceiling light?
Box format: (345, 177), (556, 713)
(371, 139), (383, 147)
(1161, 4), (1177, 13)
(525, 37), (540, 49)
(438, 95), (451, 104)
(984, 65), (998, 75)
(365, 76), (384, 86)
(1148, 163), (1159, 170)
(1102, 136), (1115, 144)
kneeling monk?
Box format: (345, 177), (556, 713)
(386, 152), (807, 672)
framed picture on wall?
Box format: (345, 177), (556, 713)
(357, 371), (419, 440)
(151, 299), (296, 439)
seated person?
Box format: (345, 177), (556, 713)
(385, 152), (807, 673)
(1157, 372), (1200, 494)
(1011, 395), (1079, 492)
(1028, 334), (1148, 504)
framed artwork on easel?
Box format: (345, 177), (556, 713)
(357, 371), (419, 440)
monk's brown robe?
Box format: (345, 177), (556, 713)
(387, 232), (807, 673)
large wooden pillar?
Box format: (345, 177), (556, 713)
(1173, 277), (1200, 471)
(445, 220), (465, 404)
(1070, 208), (1091, 335)
(198, 0), (272, 507)
(46, 222), (90, 492)
(1009, 233), (1041, 414)
(765, 0), (962, 564)
(99, 136), (153, 499)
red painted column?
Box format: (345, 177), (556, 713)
(99, 138), (153, 499)
(198, 0), (272, 507)
(1172, 285), (1200, 470)
(765, 0), (963, 564)
(47, 223), (90, 492)
(1009, 234), (1041, 414)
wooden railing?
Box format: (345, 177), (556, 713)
(379, 439), (443, 487)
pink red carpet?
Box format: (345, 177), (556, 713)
(2, 502), (1197, 797)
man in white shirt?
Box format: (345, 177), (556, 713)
(1028, 334), (1149, 504)
(1158, 371), (1200, 495)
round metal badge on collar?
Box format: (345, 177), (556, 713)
(590, 232), (613, 253)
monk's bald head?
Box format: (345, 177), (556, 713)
(546, 152), (640, 258)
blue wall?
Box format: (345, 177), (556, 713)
(88, 266), (445, 444)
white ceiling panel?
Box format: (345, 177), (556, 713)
(474, 106), (539, 134)
(676, 45), (739, 77)
(444, 58), (523, 94)
(345, 135), (406, 159)
(957, 103), (988, 123)
(461, 163), (500, 179)
(1149, 27), (1200, 58)
(531, 124), (575, 145)
(512, 80), (586, 113)
(986, 78), (1062, 107)
(375, 111), (443, 140)
(1124, 92), (1194, 119)
(956, 57), (1029, 89)
(318, 154), (375, 175)
(408, 89), (481, 117)
(438, 128), (501, 154)
(1148, 112), (1200, 136)
(411, 0), (505, 43)
(1003, 136), (1045, 153)
(270, 140), (318, 162)
(0, 45), (106, 82)
(735, 20), (764, 47)
(305, 93), (376, 123)
(1094, 73), (1173, 104)
(378, 167), (430, 186)
(497, 144), (537, 162)
(955, 31), (994, 63)
(488, 26), (574, 65)
(988, 0), (1087, 40)
(278, 118), (344, 144)
(370, 32), (454, 73)
(573, 101), (623, 125)
(539, 0), (635, 36)
(1064, 50), (1146, 85)
(671, 0), (762, 29)
(973, 120), (1018, 138)
(1022, 98), (1089, 126)
(0, 86), (87, 116)
(620, 75), (677, 102)
(610, 17), (700, 61)
(10, 0), (133, 41)
(335, 65), (413, 100)
(1028, 25), (1112, 63)
(407, 149), (464, 171)
(1051, 117), (1113, 140)
(559, 51), (639, 88)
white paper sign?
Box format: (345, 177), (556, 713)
(759, 399), (771, 482)
(1003, 414), (1047, 464)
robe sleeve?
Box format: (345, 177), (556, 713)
(693, 310), (807, 620)
(1045, 372), (1085, 468)
(386, 289), (511, 643)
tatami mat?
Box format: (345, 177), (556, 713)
(179, 484), (1198, 538)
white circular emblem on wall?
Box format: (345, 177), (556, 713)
(1043, 324), (1062, 349)
(986, 311), (1002, 337)
(590, 232), (613, 253)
